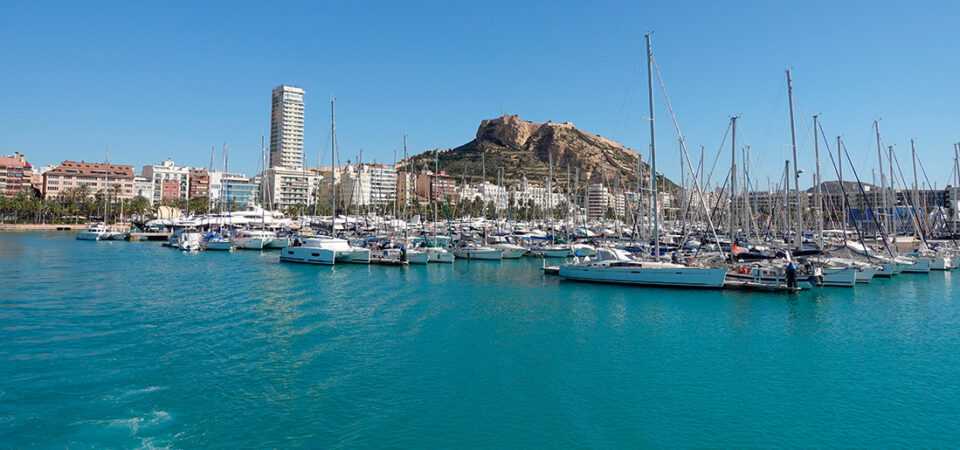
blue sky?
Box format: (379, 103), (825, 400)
(2, 0), (958, 188)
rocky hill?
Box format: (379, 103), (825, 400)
(400, 114), (676, 191)
(805, 181), (874, 194)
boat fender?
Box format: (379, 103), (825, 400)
(786, 262), (797, 289)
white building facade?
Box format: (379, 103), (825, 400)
(269, 85), (305, 170)
(142, 159), (190, 204)
(510, 177), (561, 210)
(262, 167), (317, 210)
(133, 176), (153, 202)
(340, 164), (397, 207)
(368, 165), (397, 206)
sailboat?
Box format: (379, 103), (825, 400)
(559, 34), (727, 289)
(203, 144), (235, 251)
(487, 235), (528, 259)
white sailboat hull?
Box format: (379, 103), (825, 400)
(406, 251), (430, 265)
(235, 237), (268, 250)
(559, 265), (726, 288)
(203, 241), (235, 251)
(821, 267), (856, 287)
(527, 248), (570, 258)
(500, 248), (527, 259)
(178, 232), (204, 252)
(489, 244), (526, 259)
(930, 257), (950, 270)
(428, 250), (455, 263)
(453, 248), (502, 260)
(902, 258), (930, 273)
(855, 268), (878, 283)
(875, 263), (896, 277)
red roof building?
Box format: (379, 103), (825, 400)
(42, 160), (135, 200)
(0, 152), (34, 197)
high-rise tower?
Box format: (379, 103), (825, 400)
(269, 85), (305, 170)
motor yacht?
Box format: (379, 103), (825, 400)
(76, 223), (112, 241)
(280, 236), (370, 265)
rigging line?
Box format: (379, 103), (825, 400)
(916, 154), (959, 250)
(704, 123), (730, 195)
(612, 47), (646, 142)
(858, 123), (874, 181)
(650, 53), (725, 258)
(792, 94), (817, 181)
(817, 121), (872, 253)
(839, 137), (895, 258)
(890, 148), (928, 241)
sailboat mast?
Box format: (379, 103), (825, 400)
(838, 136), (847, 240)
(784, 160), (792, 241)
(785, 69), (803, 250)
(645, 33), (660, 260)
(955, 143), (959, 237)
(224, 143), (231, 230)
(874, 120), (887, 238)
(745, 145), (754, 241)
(358, 149), (364, 227)
(482, 153), (486, 188)
(402, 136), (409, 240)
(600, 162), (607, 236)
(911, 139), (920, 240)
(729, 116), (737, 242)
(679, 138), (685, 228)
(637, 154), (644, 242)
(565, 164), (571, 235)
(330, 99), (337, 222)
(814, 115), (822, 249)
(544, 152), (551, 223)
(393, 149), (398, 220)
(104, 145), (109, 224)
(889, 145), (897, 238)
(222, 143), (227, 218)
(209, 146), (215, 214)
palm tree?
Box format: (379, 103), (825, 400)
(65, 185), (91, 223)
(128, 195), (151, 221)
(45, 200), (63, 223)
(12, 189), (33, 222)
(109, 183), (123, 222)
(0, 195), (10, 223)
(188, 196), (208, 215)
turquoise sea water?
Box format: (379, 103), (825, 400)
(2, 232), (960, 448)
